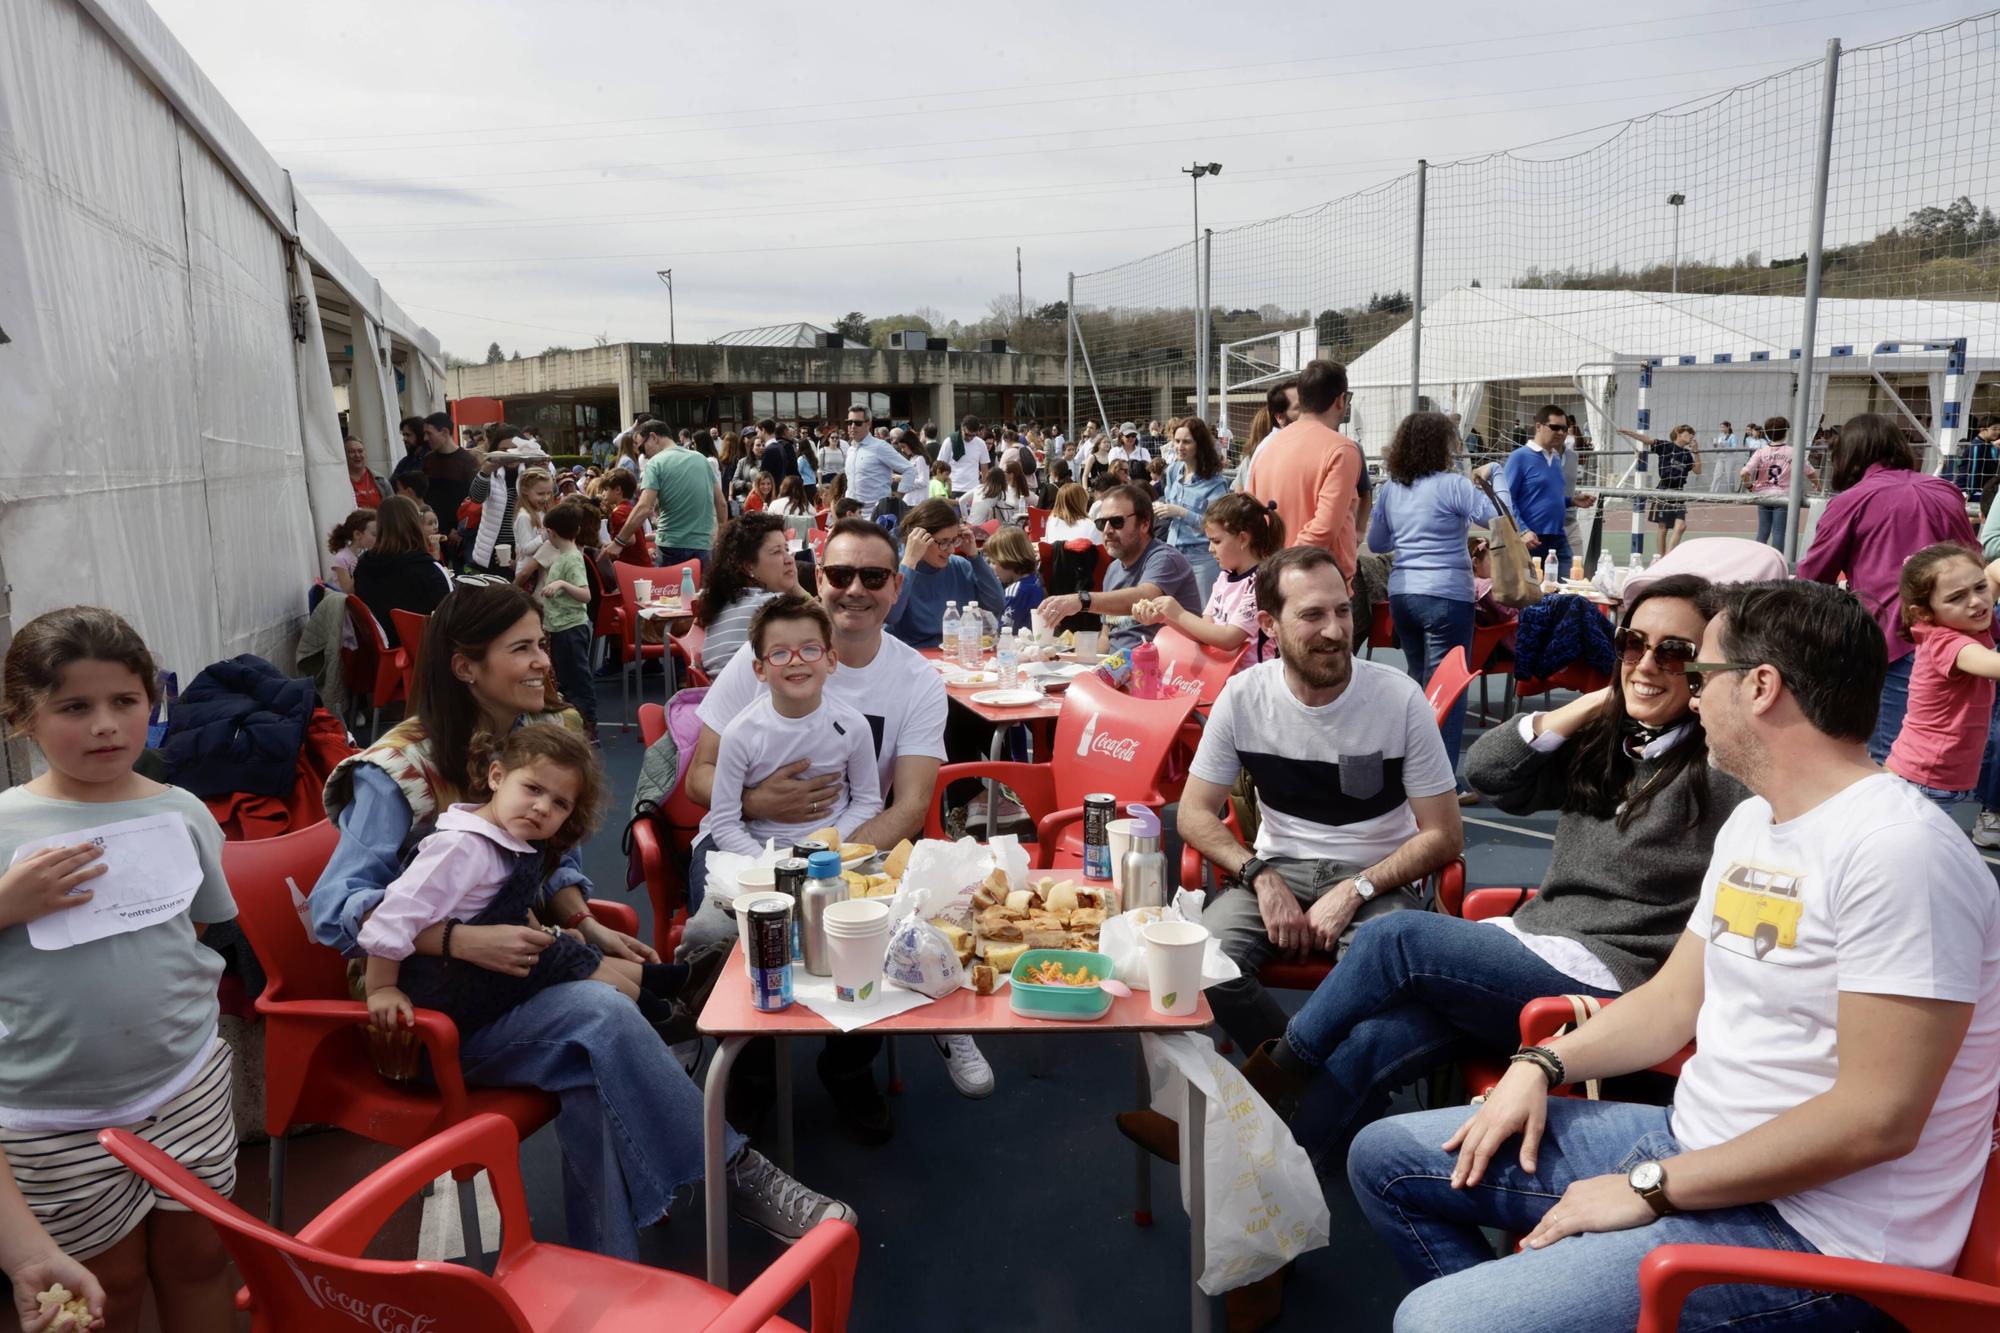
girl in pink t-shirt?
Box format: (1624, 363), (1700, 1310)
(1887, 543), (2000, 809)
(1132, 493), (1283, 672)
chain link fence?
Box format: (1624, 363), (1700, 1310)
(1066, 11), (2000, 558)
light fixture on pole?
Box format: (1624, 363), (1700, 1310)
(655, 269), (676, 371)
(1183, 162), (1221, 419)
(1667, 194), (1685, 294)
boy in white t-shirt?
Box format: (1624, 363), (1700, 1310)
(1351, 579), (2000, 1332)
(697, 594), (882, 856)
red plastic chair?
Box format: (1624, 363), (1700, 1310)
(1636, 1118), (2000, 1331)
(224, 823), (636, 1254)
(1465, 992), (1697, 1103)
(924, 673), (1197, 867)
(389, 609), (429, 704)
(1467, 620), (1518, 722)
(1360, 601), (1395, 659)
(101, 1113), (860, 1333)
(1026, 507), (1050, 542)
(1423, 646), (1479, 730)
(634, 702), (702, 957)
(613, 560), (699, 730)
(1254, 860), (1467, 994)
(340, 599), (407, 743)
(1149, 623), (1244, 707)
(1513, 661), (1612, 709)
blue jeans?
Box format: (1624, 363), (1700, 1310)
(1867, 654), (1913, 765)
(548, 623), (596, 727)
(1388, 594), (1477, 783)
(656, 544), (711, 578)
(1755, 502), (1785, 548)
(1977, 695), (2000, 813)
(1283, 913), (1617, 1156)
(1914, 783), (1973, 812)
(1176, 543), (1220, 609)
(1349, 1100), (1888, 1332)
(458, 979), (742, 1259)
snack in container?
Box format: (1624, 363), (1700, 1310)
(1007, 948), (1114, 1021)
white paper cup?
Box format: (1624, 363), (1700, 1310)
(494, 544), (513, 568)
(734, 891), (790, 978)
(822, 898), (892, 1007)
(1143, 920), (1209, 1016)
(1106, 818), (1138, 896)
(634, 578), (655, 603)
(1073, 628), (1101, 657)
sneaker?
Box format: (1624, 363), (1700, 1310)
(932, 1034), (995, 1098)
(726, 1148), (856, 1242)
(671, 1038), (703, 1074)
(1975, 812), (2000, 849)
(965, 793), (1030, 825)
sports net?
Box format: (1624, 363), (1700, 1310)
(1067, 11), (2000, 559)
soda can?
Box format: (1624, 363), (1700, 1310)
(791, 839), (831, 863)
(772, 858), (810, 960)
(1083, 792), (1116, 881)
(746, 898), (794, 1012)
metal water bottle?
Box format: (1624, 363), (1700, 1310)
(800, 850), (849, 976)
(1119, 804), (1168, 912)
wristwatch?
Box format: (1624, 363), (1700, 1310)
(1238, 856), (1271, 889)
(1080, 589), (1094, 610)
(1628, 1160), (1674, 1217)
(1353, 873), (1379, 902)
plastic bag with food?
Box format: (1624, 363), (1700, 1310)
(889, 834), (1028, 925)
(1099, 888), (1241, 989)
(883, 913), (965, 998)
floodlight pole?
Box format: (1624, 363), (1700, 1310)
(656, 269), (676, 373)
(1409, 160), (1427, 416)
(1066, 271), (1076, 442)
(1668, 193), (1686, 294)
(1784, 39), (1841, 565)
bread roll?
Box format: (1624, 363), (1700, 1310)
(1004, 889), (1038, 914)
(884, 839), (915, 878)
(1044, 882), (1081, 914)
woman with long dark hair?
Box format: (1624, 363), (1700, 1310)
(309, 584), (850, 1258)
(1367, 411), (1498, 794)
(1157, 417), (1230, 604)
(1798, 412), (1979, 761)
(353, 495), (451, 647)
(697, 513), (801, 676)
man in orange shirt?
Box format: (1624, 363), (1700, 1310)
(1245, 359), (1365, 577)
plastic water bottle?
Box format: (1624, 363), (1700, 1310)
(1129, 639), (1162, 699)
(941, 601), (960, 662)
(958, 602), (981, 669)
(1593, 552), (1615, 594)
(997, 624), (1020, 690)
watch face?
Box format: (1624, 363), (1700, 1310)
(1629, 1161), (1663, 1192)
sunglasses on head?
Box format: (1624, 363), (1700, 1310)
(1095, 514), (1130, 532)
(820, 564), (894, 591)
(1612, 627), (1699, 673)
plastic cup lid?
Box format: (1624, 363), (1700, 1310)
(1125, 804), (1160, 838)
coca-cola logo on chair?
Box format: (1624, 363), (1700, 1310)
(1074, 711), (1139, 763)
(284, 1254), (438, 1333)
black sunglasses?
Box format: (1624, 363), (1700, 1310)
(820, 564), (894, 591)
(1685, 661), (1756, 696)
(1095, 514), (1131, 532)
(1613, 628), (1700, 673)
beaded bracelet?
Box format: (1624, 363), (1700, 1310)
(1510, 1044), (1565, 1090)
(442, 918), (460, 963)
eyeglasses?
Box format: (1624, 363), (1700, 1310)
(820, 564), (895, 590)
(1095, 514), (1131, 532)
(760, 642), (828, 667)
(1612, 628), (1700, 673)
(1684, 661), (1756, 696)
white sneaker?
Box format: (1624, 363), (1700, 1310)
(1974, 812), (2000, 849)
(726, 1149), (857, 1242)
(965, 793), (1029, 824)
(933, 1034), (996, 1098)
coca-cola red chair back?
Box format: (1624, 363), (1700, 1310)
(1047, 673), (1195, 808)
(1147, 624), (1245, 707)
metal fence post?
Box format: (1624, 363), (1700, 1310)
(1066, 271), (1076, 442)
(1784, 39), (1841, 564)
(1198, 228), (1213, 423)
(1409, 159), (1427, 416)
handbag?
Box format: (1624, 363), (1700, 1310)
(1475, 476), (1543, 609)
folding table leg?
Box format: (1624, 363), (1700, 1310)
(266, 1133), (287, 1227)
(456, 1175), (484, 1268)
(704, 1036), (748, 1288)
(1185, 1079), (1213, 1333)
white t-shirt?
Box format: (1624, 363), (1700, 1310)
(900, 457), (932, 499)
(1671, 774), (2000, 1272)
(946, 434), (990, 493)
(1042, 515), (1102, 545)
(1189, 658), (1456, 866)
(696, 694), (884, 854)
(698, 630), (948, 800)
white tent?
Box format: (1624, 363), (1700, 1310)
(1345, 286), (2000, 470)
(0, 0), (443, 727)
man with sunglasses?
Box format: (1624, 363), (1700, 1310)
(1353, 579), (2000, 1332)
(1498, 405), (1587, 574)
(1034, 484), (1198, 656)
(685, 520), (998, 1125)
(843, 405), (921, 510)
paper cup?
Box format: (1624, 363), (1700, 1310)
(1143, 920), (1209, 1016)
(494, 544), (513, 568)
(633, 578), (654, 603)
(1106, 818), (1138, 896)
(822, 898), (892, 1007)
(1073, 628), (1101, 657)
(734, 891), (791, 978)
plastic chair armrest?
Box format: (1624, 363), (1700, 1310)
(296, 1115), (527, 1259)
(256, 997), (470, 1120)
(1035, 791), (1166, 867)
(588, 899), (639, 937)
(1637, 1245), (2000, 1333)
(1518, 995), (1693, 1081)
(697, 1219), (861, 1333)
(924, 762), (1058, 837)
(1461, 886), (1533, 921)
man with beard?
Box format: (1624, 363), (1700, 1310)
(1163, 545), (1462, 1058)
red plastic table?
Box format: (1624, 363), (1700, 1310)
(698, 943), (1221, 1331)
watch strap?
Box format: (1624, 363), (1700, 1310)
(1238, 857), (1269, 888)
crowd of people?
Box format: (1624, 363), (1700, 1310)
(6, 363), (2000, 1333)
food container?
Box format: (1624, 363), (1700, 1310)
(1007, 948), (1115, 1022)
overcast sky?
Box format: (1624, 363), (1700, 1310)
(149, 0), (1985, 360)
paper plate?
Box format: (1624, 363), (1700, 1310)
(948, 670), (999, 687)
(969, 687), (1042, 706)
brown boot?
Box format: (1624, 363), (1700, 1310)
(1241, 1040), (1309, 1121)
(1114, 1108), (1181, 1165)
(1224, 1263), (1292, 1333)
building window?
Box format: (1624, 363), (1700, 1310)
(752, 391), (776, 420)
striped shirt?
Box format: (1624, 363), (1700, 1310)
(702, 589), (778, 678)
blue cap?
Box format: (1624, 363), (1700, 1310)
(808, 850), (844, 878)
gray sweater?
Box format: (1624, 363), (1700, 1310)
(1463, 718), (1749, 991)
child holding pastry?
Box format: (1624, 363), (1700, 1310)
(360, 723), (690, 1036)
(0, 607), (237, 1332)
(696, 593), (882, 856)
(1130, 492), (1283, 674)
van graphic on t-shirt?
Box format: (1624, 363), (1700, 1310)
(1709, 861), (1805, 960)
